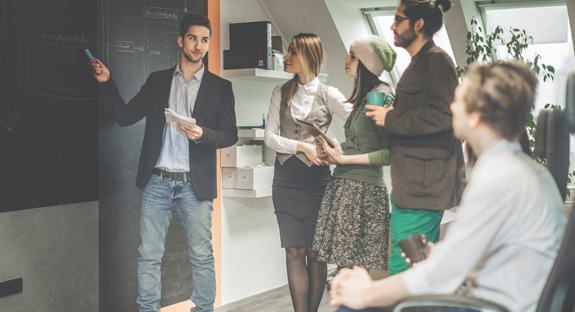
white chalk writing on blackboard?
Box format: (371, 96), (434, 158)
(144, 8), (178, 20)
(41, 30), (90, 47)
(117, 41), (134, 52)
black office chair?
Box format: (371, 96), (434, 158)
(536, 73), (575, 312)
(390, 73), (575, 312)
(533, 109), (570, 200)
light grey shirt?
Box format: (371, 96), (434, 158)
(403, 140), (567, 312)
(155, 63), (204, 171)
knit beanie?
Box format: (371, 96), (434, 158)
(349, 35), (396, 76)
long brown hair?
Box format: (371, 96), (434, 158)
(346, 60), (386, 108)
(280, 33), (324, 108)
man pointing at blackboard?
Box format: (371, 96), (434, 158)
(89, 13), (237, 312)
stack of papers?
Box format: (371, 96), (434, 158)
(165, 108), (196, 128)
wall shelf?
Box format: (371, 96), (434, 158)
(238, 128), (265, 138)
(222, 188), (272, 198)
(222, 68), (328, 83)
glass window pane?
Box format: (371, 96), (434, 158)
(483, 3), (575, 152)
(486, 5), (574, 112)
(484, 5), (568, 44)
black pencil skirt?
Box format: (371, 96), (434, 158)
(272, 156), (331, 248)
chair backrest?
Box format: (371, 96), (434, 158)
(535, 200), (575, 312)
(533, 109), (570, 200)
(536, 72), (575, 312)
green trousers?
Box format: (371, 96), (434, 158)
(389, 193), (444, 275)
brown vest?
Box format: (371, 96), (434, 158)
(277, 82), (332, 167)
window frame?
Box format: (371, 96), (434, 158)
(474, 0), (572, 94)
(362, 7), (405, 86)
(476, 0), (567, 56)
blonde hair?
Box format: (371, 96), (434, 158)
(280, 33), (324, 108)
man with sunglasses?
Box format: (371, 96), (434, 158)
(366, 0), (464, 275)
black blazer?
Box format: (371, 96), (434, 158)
(384, 40), (464, 210)
(99, 67), (238, 201)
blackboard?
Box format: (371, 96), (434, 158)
(0, 0), (99, 212)
(99, 0), (208, 100)
(0, 0), (210, 308)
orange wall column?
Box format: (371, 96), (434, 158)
(207, 0), (222, 307)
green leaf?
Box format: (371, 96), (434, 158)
(548, 65), (555, 73)
(545, 103), (550, 108)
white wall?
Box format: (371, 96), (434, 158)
(324, 0), (398, 50)
(219, 0), (287, 306)
(324, 0), (371, 50)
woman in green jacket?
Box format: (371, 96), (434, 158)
(313, 35), (396, 271)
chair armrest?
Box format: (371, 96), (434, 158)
(393, 294), (510, 312)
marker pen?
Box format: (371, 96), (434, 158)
(85, 49), (94, 60)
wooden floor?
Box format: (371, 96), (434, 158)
(223, 269), (389, 312)
(226, 287), (336, 312)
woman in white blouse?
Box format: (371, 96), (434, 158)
(264, 33), (352, 312)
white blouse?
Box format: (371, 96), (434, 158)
(264, 77), (352, 154)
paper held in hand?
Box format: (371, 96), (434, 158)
(165, 108), (196, 128)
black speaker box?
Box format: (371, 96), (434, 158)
(224, 49), (273, 70)
(227, 21), (272, 69)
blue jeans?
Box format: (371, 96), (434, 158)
(137, 174), (215, 312)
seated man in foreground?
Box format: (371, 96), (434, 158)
(330, 61), (567, 312)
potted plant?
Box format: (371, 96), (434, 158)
(456, 17), (574, 191)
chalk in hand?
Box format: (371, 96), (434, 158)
(85, 49), (94, 60)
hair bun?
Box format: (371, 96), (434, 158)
(435, 0), (452, 12)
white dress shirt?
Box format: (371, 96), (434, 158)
(264, 77), (352, 154)
(155, 63), (204, 171)
(403, 140), (567, 312)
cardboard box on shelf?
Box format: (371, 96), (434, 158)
(236, 165), (274, 190)
(222, 168), (238, 189)
(221, 145), (262, 167)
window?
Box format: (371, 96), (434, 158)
(363, 7), (457, 85)
(478, 1), (575, 113)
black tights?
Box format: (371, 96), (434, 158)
(285, 247), (327, 312)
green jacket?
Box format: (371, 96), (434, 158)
(332, 84), (393, 188)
